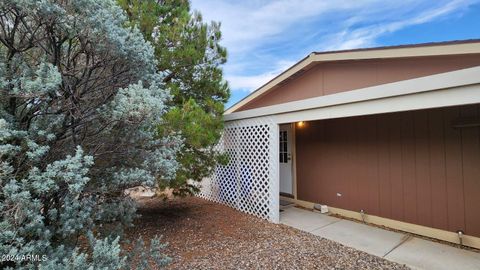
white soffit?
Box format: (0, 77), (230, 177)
(225, 41), (480, 114)
(223, 65), (480, 122)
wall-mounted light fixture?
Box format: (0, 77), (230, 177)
(296, 121), (306, 128)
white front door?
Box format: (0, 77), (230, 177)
(279, 124), (293, 195)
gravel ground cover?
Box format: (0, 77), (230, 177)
(125, 196), (410, 269)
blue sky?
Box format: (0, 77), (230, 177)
(190, 0), (480, 108)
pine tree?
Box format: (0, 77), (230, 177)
(118, 0), (230, 196)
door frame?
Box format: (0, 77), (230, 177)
(291, 123), (297, 200)
(279, 123), (297, 198)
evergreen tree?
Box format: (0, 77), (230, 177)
(0, 0), (178, 268)
(118, 0), (230, 196)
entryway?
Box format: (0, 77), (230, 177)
(279, 124), (293, 197)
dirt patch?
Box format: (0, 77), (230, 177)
(125, 197), (409, 269)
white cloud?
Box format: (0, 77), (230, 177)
(322, 0), (475, 51)
(226, 73), (275, 92)
(226, 60), (296, 92)
(192, 0), (379, 53)
(191, 0), (479, 97)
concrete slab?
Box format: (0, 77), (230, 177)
(280, 207), (340, 232)
(280, 199), (293, 206)
(385, 237), (480, 270)
(310, 219), (408, 257)
(280, 206), (480, 269)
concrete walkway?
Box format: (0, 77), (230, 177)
(280, 207), (480, 270)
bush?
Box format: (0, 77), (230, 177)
(0, 0), (180, 268)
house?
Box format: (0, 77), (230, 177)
(200, 40), (480, 249)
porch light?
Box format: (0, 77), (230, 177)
(296, 121), (306, 128)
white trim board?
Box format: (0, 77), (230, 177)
(225, 41), (480, 114)
(224, 66), (480, 123)
(280, 196), (480, 250)
(271, 85), (480, 124)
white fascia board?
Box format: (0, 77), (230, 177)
(311, 42), (480, 62)
(272, 84), (480, 124)
(224, 65), (480, 122)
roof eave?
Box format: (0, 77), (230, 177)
(225, 40), (480, 114)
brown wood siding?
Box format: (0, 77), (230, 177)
(296, 104), (480, 237)
(237, 54), (480, 111)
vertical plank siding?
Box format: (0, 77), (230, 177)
(461, 106), (480, 237)
(296, 104), (480, 237)
(238, 55), (480, 111)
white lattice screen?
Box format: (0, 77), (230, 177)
(199, 116), (279, 223)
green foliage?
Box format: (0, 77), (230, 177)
(0, 0), (177, 268)
(161, 99), (222, 150)
(158, 99), (225, 195)
(118, 0), (230, 196)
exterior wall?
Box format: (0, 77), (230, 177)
(238, 54), (480, 111)
(295, 104), (480, 237)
